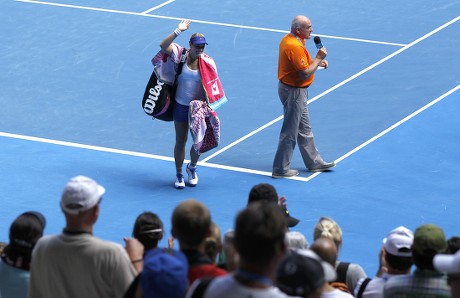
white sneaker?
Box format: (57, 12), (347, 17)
(186, 164), (198, 187)
(174, 174), (185, 189)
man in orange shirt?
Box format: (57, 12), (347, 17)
(272, 15), (335, 178)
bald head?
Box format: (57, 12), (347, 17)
(310, 237), (338, 266)
(290, 15), (313, 40)
(291, 15), (309, 32)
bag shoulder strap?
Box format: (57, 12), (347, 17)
(190, 277), (215, 298)
(336, 262), (350, 283)
(356, 277), (372, 298)
(174, 48), (188, 85)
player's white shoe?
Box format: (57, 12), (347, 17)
(186, 164), (198, 187)
(174, 174), (185, 189)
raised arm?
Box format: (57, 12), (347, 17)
(160, 19), (192, 55)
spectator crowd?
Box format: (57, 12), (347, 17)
(0, 176), (458, 298)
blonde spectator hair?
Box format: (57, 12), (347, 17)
(313, 217), (343, 249)
(204, 222), (222, 263)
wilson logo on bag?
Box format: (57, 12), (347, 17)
(141, 48), (187, 122)
(143, 78), (165, 114)
(141, 71), (174, 121)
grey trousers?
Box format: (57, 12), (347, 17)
(272, 82), (325, 173)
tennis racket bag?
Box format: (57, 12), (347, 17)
(141, 48), (187, 121)
(142, 71), (175, 121)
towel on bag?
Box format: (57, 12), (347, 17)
(151, 43), (182, 86)
(152, 43), (228, 110)
(198, 54), (227, 110)
(189, 100), (220, 154)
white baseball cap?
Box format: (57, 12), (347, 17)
(60, 176), (105, 215)
(383, 226), (414, 257)
(433, 251), (460, 274)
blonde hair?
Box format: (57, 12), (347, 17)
(190, 32), (205, 38)
(313, 217), (343, 249)
(204, 222), (222, 263)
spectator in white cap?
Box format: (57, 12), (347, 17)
(29, 175), (143, 298)
(434, 250), (460, 297)
(383, 223), (450, 298)
(354, 226), (414, 298)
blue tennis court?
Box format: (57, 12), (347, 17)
(1, 0), (459, 276)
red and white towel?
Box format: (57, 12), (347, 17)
(189, 100), (220, 154)
(198, 53), (227, 110)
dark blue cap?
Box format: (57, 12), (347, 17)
(190, 36), (208, 45)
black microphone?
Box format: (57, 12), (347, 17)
(313, 36), (323, 49)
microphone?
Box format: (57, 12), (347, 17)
(313, 36), (323, 49)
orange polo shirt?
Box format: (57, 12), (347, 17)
(278, 34), (314, 88)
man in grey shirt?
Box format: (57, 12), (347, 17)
(29, 176), (142, 298)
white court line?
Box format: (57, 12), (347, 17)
(201, 116), (282, 162)
(0, 132), (175, 162)
(308, 15), (460, 105)
(8, 1), (460, 181)
(15, 0), (405, 47)
(335, 84), (460, 164)
(206, 15), (460, 162)
(0, 131), (276, 178)
(316, 33), (406, 47)
(0, 130), (319, 181)
(1, 85), (458, 182)
(140, 0), (174, 15)
(205, 84), (460, 182)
